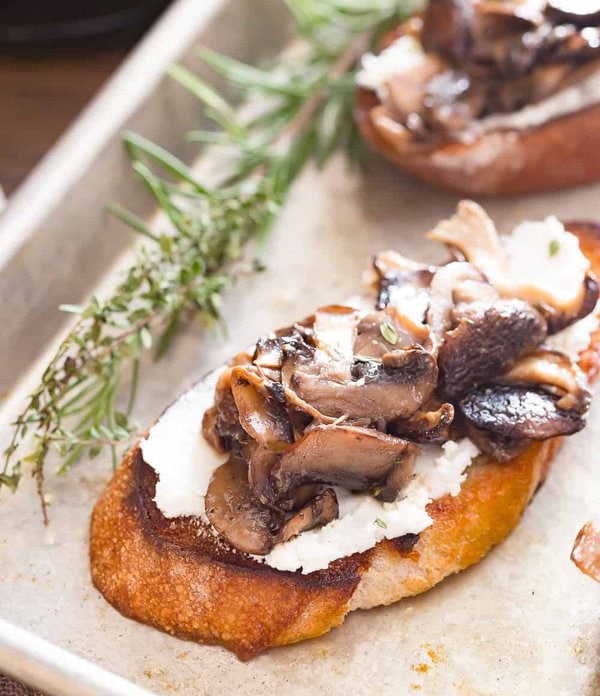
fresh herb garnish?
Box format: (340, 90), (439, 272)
(374, 518), (388, 529)
(2, 0), (419, 519)
(549, 239), (560, 257)
(380, 321), (399, 345)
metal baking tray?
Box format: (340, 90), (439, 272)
(0, 0), (598, 694)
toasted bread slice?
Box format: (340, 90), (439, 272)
(90, 223), (600, 660)
(355, 27), (600, 196)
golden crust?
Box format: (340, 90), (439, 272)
(90, 224), (600, 659)
(354, 26), (600, 196)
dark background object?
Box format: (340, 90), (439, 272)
(0, 1), (171, 49)
(0, 0), (173, 196)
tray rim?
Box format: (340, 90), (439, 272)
(0, 0), (222, 271)
(0, 1), (225, 693)
(0, 618), (156, 696)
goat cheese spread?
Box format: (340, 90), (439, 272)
(140, 369), (227, 520)
(503, 216), (591, 309)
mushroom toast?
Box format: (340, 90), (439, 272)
(355, 0), (600, 195)
(91, 202), (600, 659)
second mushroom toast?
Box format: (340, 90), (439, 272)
(355, 0), (600, 195)
(90, 201), (600, 658)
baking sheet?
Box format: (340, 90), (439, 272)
(1, 156), (599, 696)
(0, 1), (599, 694)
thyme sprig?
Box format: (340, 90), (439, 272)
(1, 0), (419, 518)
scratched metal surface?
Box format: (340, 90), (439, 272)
(0, 1), (598, 694)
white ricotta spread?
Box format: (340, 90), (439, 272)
(356, 35), (426, 100)
(140, 368), (227, 519)
(503, 217), (590, 309)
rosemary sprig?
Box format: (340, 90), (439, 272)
(2, 0), (420, 518)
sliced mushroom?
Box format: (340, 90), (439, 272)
(459, 384), (588, 441)
(390, 402), (455, 443)
(206, 456), (280, 555)
(437, 299), (547, 399)
(252, 335), (283, 382)
(371, 250), (434, 312)
(462, 420), (530, 462)
(292, 346), (438, 422)
(428, 201), (595, 331)
(375, 444), (419, 502)
(201, 405), (226, 453)
(253, 335), (283, 370)
(247, 444), (281, 507)
(202, 367), (249, 454)
(230, 366), (292, 448)
(428, 202), (507, 280)
(542, 274), (599, 335)
(499, 348), (591, 411)
(272, 424), (409, 499)
(275, 488), (339, 544)
(427, 261), (498, 350)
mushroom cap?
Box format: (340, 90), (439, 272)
(459, 384), (588, 441)
(437, 299), (548, 399)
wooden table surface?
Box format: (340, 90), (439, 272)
(0, 47), (129, 196)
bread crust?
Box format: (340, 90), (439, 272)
(90, 224), (600, 659)
(354, 27), (600, 196)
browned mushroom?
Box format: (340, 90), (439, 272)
(390, 402), (455, 443)
(437, 299), (547, 399)
(291, 346), (438, 422)
(458, 384), (588, 442)
(499, 348), (591, 411)
(202, 367), (249, 454)
(247, 444), (281, 507)
(206, 456), (281, 555)
(375, 443), (419, 503)
(230, 366), (292, 448)
(272, 424), (409, 500)
(461, 421), (530, 462)
(311, 305), (360, 382)
(427, 261), (498, 350)
(275, 489), (339, 544)
(370, 250), (434, 313)
(421, 0), (474, 63)
(541, 274), (599, 334)
(252, 335), (283, 382)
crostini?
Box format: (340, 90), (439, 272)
(90, 201), (600, 659)
(355, 1), (600, 195)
